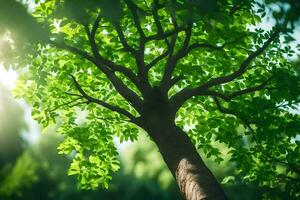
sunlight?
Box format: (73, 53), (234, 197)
(0, 31), (17, 90)
(0, 64), (17, 90)
(0, 65), (40, 145)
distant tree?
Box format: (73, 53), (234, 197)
(1, 0), (300, 199)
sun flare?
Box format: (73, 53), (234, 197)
(0, 64), (17, 90)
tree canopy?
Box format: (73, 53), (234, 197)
(0, 0), (300, 199)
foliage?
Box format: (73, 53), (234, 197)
(0, 0), (299, 199)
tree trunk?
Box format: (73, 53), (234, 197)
(143, 119), (227, 200)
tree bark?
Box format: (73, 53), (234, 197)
(142, 118), (227, 200)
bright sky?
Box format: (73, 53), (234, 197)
(0, 64), (18, 89)
(0, 64), (40, 144)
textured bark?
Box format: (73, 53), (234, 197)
(142, 117), (227, 200)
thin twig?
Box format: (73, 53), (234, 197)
(48, 97), (82, 112)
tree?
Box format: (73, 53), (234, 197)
(1, 0), (300, 199)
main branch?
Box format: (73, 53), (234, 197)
(170, 28), (280, 114)
(160, 23), (193, 92)
(83, 18), (142, 91)
(124, 0), (145, 39)
(52, 30), (144, 113)
(69, 75), (138, 123)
